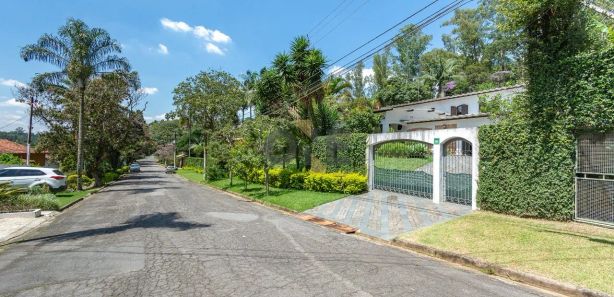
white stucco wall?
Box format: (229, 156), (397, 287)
(380, 86), (523, 132)
(366, 128), (480, 210)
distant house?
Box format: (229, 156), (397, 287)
(375, 85), (525, 132)
(0, 139), (47, 166)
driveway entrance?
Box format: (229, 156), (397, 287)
(305, 190), (471, 240)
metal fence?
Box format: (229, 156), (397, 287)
(373, 140), (433, 198)
(576, 132), (614, 226)
(442, 139), (473, 205)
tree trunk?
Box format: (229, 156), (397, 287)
(76, 84), (86, 191)
(202, 134), (208, 181)
(437, 83), (445, 98)
(295, 145), (301, 170)
(229, 166), (233, 186)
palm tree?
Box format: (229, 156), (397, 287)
(21, 18), (130, 190)
(420, 49), (459, 98)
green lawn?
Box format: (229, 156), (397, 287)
(55, 188), (98, 208)
(375, 156), (432, 171)
(177, 168), (346, 212)
(397, 212), (614, 294)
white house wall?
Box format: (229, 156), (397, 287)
(380, 86), (523, 131)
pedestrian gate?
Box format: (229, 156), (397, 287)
(373, 140), (433, 198)
(442, 139), (473, 205)
(576, 132), (614, 226)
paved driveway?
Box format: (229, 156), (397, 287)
(305, 190), (472, 240)
(0, 160), (550, 296)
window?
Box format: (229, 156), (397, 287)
(53, 170), (64, 176)
(17, 169), (46, 176)
(0, 169), (17, 177)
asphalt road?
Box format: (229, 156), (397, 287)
(0, 159), (552, 297)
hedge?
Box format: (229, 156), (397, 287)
(312, 133), (367, 173)
(477, 48), (614, 220)
(249, 168), (367, 194)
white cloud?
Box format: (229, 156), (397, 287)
(210, 30), (231, 43)
(160, 18), (192, 32)
(0, 78), (26, 89)
(363, 68), (374, 79)
(205, 43), (224, 56)
(144, 113), (167, 123)
(157, 43), (169, 55)
(328, 65), (346, 76)
(0, 98), (28, 108)
(139, 87), (159, 95)
(160, 17), (231, 54)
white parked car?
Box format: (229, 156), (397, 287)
(0, 167), (67, 192)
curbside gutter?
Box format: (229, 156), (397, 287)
(390, 238), (612, 297)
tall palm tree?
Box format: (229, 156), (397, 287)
(21, 18), (130, 190)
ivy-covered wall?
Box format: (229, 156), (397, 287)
(312, 133), (368, 173)
(478, 48), (614, 220)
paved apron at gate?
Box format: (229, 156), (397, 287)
(305, 190), (472, 240)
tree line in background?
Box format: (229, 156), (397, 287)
(151, 0), (528, 190)
(16, 19), (151, 187)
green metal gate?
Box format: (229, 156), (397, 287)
(442, 139), (472, 205)
(373, 141), (433, 198)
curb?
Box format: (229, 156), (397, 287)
(58, 187), (103, 211)
(390, 238), (612, 297)
(175, 174), (357, 234)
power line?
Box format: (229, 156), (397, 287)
(261, 0), (471, 118)
(263, 0), (469, 117)
(314, 0), (372, 45)
(307, 0), (351, 37)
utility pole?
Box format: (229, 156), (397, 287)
(173, 131), (177, 168)
(26, 96), (34, 166)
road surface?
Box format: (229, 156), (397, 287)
(0, 159), (551, 296)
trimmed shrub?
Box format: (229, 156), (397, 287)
(247, 169), (367, 194)
(67, 175), (94, 190)
(13, 194), (60, 211)
(289, 172), (307, 189)
(102, 172), (120, 184)
(303, 172), (367, 194)
(376, 142), (429, 158)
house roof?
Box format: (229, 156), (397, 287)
(0, 139), (27, 154)
(374, 85), (525, 113)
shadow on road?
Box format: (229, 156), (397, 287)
(14, 212), (211, 244)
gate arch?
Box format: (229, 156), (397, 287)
(366, 129), (479, 209)
(441, 138), (473, 205)
(373, 140), (433, 198)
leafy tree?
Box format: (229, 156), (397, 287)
(171, 70), (243, 180)
(241, 116), (288, 195)
(372, 48), (391, 94)
(420, 49), (460, 98)
(443, 8), (489, 63)
(393, 24), (432, 81)
(373, 77), (430, 106)
(347, 60), (366, 99)
(21, 18), (130, 190)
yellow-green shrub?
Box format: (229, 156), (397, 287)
(67, 175), (94, 190)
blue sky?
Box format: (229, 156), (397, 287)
(0, 0), (474, 132)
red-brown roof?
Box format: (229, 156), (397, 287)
(0, 139), (27, 153)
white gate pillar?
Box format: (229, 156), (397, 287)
(471, 139), (479, 210)
(367, 144), (375, 190)
(432, 142), (442, 204)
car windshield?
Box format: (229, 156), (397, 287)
(130, 164), (139, 167)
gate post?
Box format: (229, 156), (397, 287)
(471, 139), (479, 210)
(432, 142), (441, 204)
(367, 144), (375, 190)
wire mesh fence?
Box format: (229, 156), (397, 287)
(576, 132), (614, 225)
(442, 139), (472, 205)
(373, 140), (433, 198)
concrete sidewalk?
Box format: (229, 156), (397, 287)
(0, 212), (56, 244)
(305, 190), (472, 240)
